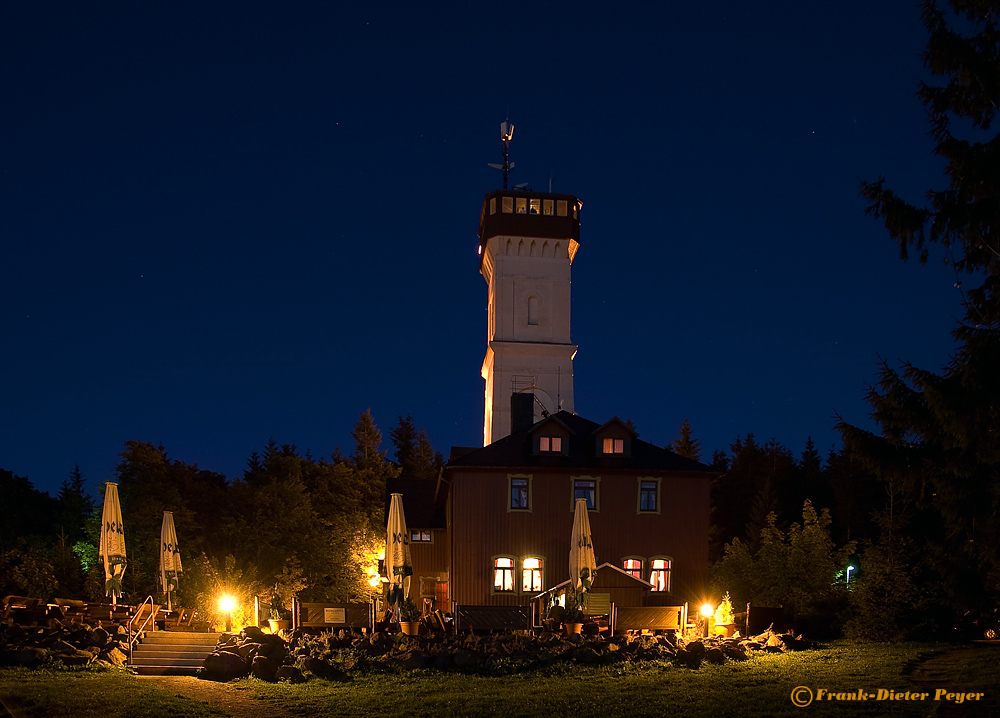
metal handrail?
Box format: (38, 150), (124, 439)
(127, 595), (156, 663)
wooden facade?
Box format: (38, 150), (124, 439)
(386, 412), (714, 614)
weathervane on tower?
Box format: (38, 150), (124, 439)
(487, 119), (515, 189)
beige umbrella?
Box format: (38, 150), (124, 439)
(385, 493), (412, 616)
(569, 497), (597, 597)
(99, 481), (127, 604)
(160, 511), (183, 612)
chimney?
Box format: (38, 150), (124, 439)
(510, 393), (535, 434)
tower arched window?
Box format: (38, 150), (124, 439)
(527, 295), (539, 326)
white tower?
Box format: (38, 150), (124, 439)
(478, 188), (582, 445)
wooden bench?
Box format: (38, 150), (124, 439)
(614, 605), (687, 634)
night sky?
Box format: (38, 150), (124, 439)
(2, 2), (962, 498)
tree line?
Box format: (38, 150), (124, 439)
(0, 411), (441, 629)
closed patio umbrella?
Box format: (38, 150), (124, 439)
(160, 511), (183, 612)
(385, 493), (412, 617)
(569, 497), (597, 598)
(99, 482), (127, 604)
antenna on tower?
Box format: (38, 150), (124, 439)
(487, 119), (515, 189)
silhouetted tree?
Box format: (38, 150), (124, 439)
(670, 418), (702, 461)
(842, 0), (1000, 611)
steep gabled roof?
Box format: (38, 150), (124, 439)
(448, 410), (713, 472)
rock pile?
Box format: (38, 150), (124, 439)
(0, 619), (134, 668)
(201, 626), (301, 682)
(270, 626), (819, 679)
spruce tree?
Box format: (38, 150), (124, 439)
(841, 0), (1000, 609)
(670, 418), (703, 461)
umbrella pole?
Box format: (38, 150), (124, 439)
(167, 591), (172, 612)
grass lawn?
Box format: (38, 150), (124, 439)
(0, 666), (225, 718)
(1, 642), (998, 718)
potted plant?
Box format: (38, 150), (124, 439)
(398, 598), (421, 636)
(562, 592), (584, 635)
(267, 599), (291, 634)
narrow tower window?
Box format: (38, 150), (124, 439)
(527, 295), (539, 325)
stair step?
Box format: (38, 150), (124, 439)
(128, 630), (220, 674)
(132, 649), (214, 659)
(133, 665), (201, 676)
(130, 657), (205, 668)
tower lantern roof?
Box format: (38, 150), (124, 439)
(477, 190), (582, 271)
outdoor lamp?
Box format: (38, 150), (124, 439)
(700, 603), (714, 638)
(219, 594), (236, 633)
(846, 565), (855, 584)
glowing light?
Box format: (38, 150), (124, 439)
(846, 565), (855, 584)
(219, 595), (236, 613)
(700, 603), (714, 618)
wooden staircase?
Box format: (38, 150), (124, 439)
(130, 631), (219, 676)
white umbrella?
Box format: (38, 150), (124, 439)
(385, 493), (412, 615)
(160, 511), (183, 612)
(569, 497), (597, 597)
(99, 482), (127, 604)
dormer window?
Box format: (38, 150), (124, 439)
(602, 437), (624, 454)
(539, 436), (562, 452)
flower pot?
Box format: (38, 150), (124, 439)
(563, 622), (583, 636)
(268, 619), (291, 633)
(399, 621), (420, 636)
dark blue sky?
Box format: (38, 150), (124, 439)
(2, 1), (962, 497)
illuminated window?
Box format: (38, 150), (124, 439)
(522, 557), (543, 593)
(490, 197), (496, 215)
(410, 530), (432, 543)
(602, 437), (625, 454)
(574, 479), (597, 509)
(493, 557), (515, 592)
(529, 198), (540, 215)
(539, 436), (562, 452)
(623, 558), (643, 580)
(516, 197), (527, 214)
(649, 558), (672, 592)
(556, 200), (568, 216)
(510, 477), (529, 510)
(502, 196), (513, 213)
(640, 481), (657, 512)
(543, 199), (554, 215)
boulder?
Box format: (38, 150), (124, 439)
(243, 626), (268, 642)
(398, 650), (430, 669)
(571, 647), (602, 664)
(203, 650), (250, 681)
(704, 648), (726, 665)
(91, 627), (110, 647)
(250, 655), (282, 681)
(102, 647), (127, 666)
(685, 640), (706, 657)
(274, 665), (305, 683)
(722, 645), (749, 661)
(56, 649), (95, 666)
(14, 647), (47, 667)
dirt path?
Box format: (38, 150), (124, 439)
(138, 676), (297, 718)
(906, 646), (998, 718)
